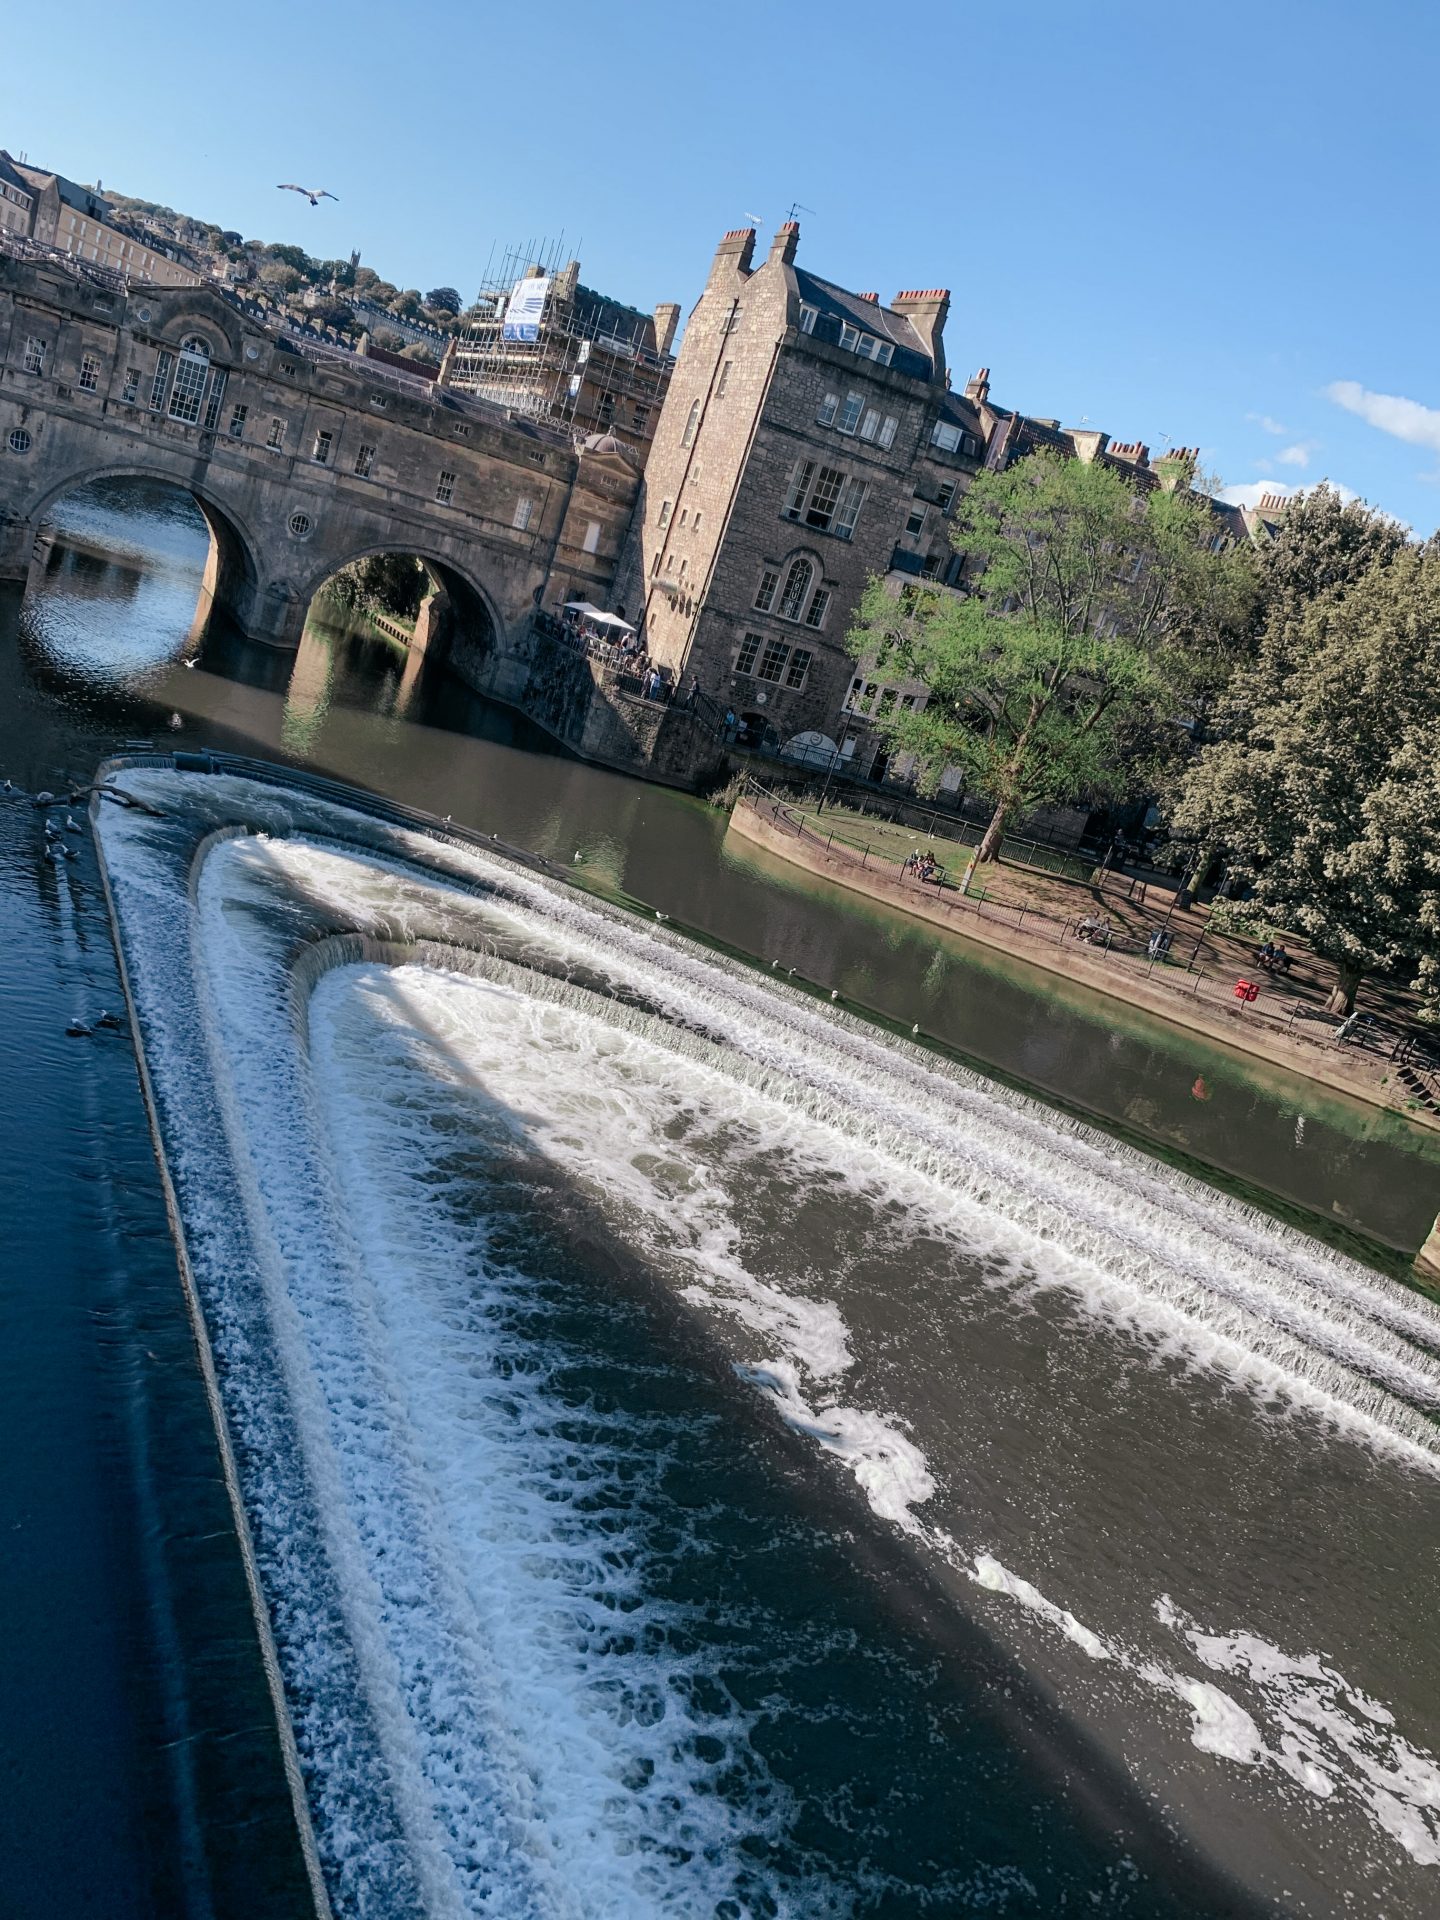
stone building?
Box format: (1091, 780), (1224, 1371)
(617, 225), (1254, 788)
(614, 223), (985, 765)
(451, 259), (678, 463)
(0, 152), (203, 287)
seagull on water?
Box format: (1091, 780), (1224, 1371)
(96, 1011), (124, 1030)
(66, 1021), (93, 1038)
(65, 817), (81, 834)
(656, 911), (669, 922)
(278, 184), (338, 207)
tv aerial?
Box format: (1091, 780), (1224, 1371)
(786, 201), (818, 223)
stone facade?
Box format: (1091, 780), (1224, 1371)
(615, 223), (985, 763)
(0, 252), (640, 653)
(0, 153), (203, 287)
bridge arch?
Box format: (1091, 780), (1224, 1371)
(296, 538), (503, 670)
(21, 463), (263, 631)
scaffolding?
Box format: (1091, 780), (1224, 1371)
(450, 238), (677, 454)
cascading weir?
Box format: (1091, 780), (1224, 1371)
(93, 760), (1440, 1919)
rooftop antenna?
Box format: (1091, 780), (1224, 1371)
(786, 201), (818, 223)
(743, 211), (765, 227)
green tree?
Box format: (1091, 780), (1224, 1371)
(259, 262), (303, 294)
(1252, 481), (1408, 644)
(1173, 482), (1408, 894)
(400, 340), (439, 366)
(326, 554), (426, 622)
(847, 451), (1255, 865)
(1172, 539), (1440, 1016)
(425, 285), (461, 313)
(320, 257), (357, 288)
(263, 241), (311, 274)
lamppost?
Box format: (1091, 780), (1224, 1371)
(816, 734), (850, 812)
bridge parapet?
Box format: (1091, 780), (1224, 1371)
(0, 252), (640, 651)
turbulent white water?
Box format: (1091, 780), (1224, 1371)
(95, 772), (1440, 1914)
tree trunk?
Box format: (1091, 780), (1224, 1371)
(1323, 964), (1364, 1017)
(974, 801), (1008, 864)
(1183, 848), (1217, 895)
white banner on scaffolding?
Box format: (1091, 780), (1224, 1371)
(502, 276), (549, 341)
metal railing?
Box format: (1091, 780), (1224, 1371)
(740, 776), (1440, 1066)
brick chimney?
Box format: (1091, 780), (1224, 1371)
(768, 220), (800, 267)
(709, 227), (757, 283)
(963, 366), (990, 405)
(892, 288), (950, 384)
(1155, 445), (1199, 490)
(1108, 440), (1151, 466)
(857, 291), (878, 304)
(653, 302), (680, 357)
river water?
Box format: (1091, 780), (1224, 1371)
(3, 479), (1438, 1917)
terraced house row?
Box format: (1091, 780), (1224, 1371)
(617, 222), (1268, 781)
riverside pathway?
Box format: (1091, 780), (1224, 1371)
(728, 792), (1440, 1138)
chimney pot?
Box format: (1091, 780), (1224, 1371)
(768, 221), (800, 266)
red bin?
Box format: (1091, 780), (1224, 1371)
(1233, 978), (1260, 1004)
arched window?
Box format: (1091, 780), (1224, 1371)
(680, 398), (701, 448)
(168, 335), (212, 424)
(778, 557), (814, 622)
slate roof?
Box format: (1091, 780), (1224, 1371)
(11, 160), (110, 222)
(792, 269), (933, 379)
(934, 386), (985, 438)
(0, 152), (35, 205)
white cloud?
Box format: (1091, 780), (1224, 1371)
(1219, 478), (1361, 510)
(1325, 380), (1440, 454)
(1276, 441), (1318, 469)
(1220, 480), (1300, 509)
(1246, 412), (1290, 436)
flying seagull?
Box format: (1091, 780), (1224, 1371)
(277, 184), (338, 207)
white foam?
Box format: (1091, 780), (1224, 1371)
(736, 1360), (936, 1530)
(970, 1554), (1113, 1661)
(92, 773), (1440, 1900)
(1156, 1598), (1440, 1865)
(962, 1558), (1439, 1863)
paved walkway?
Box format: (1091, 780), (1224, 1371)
(729, 795), (1440, 1135)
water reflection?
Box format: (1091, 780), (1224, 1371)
(10, 476), (1440, 1259)
(23, 477), (213, 687)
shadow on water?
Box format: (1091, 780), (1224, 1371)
(257, 884), (1285, 1914)
(1, 477), (1436, 1914)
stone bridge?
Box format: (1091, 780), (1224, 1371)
(0, 249), (641, 654)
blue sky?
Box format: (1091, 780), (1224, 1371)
(7, 0), (1438, 528)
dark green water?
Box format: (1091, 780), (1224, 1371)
(2, 478), (1437, 1917)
